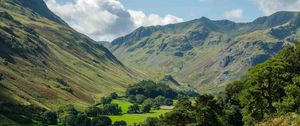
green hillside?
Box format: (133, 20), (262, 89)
(109, 11), (300, 93)
(136, 43), (300, 126)
(0, 0), (140, 109)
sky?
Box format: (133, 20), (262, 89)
(45, 0), (300, 41)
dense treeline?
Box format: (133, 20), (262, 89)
(126, 80), (180, 110)
(126, 80), (178, 99)
(139, 43), (300, 126)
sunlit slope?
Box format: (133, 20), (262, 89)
(109, 11), (300, 93)
(0, 0), (140, 109)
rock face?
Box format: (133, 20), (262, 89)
(108, 11), (300, 93)
(0, 0), (139, 109)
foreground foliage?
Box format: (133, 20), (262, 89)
(139, 43), (300, 126)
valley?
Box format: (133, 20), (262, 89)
(1, 0), (300, 126)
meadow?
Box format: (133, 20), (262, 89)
(109, 99), (172, 125)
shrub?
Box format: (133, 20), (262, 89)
(101, 96), (112, 105)
(127, 104), (140, 114)
(85, 106), (102, 117)
(109, 92), (119, 99)
(42, 111), (57, 125)
(141, 104), (151, 113)
(113, 120), (127, 126)
(91, 116), (112, 126)
(128, 95), (136, 103)
(103, 104), (122, 115)
(135, 94), (146, 104)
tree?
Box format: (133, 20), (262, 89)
(193, 94), (222, 126)
(113, 120), (127, 126)
(85, 106), (102, 117)
(135, 94), (146, 104)
(101, 96), (112, 105)
(74, 113), (92, 126)
(275, 76), (300, 114)
(164, 98), (173, 106)
(64, 114), (77, 126)
(142, 117), (160, 126)
(175, 98), (192, 111)
(91, 116), (112, 126)
(161, 109), (194, 126)
(239, 59), (291, 125)
(109, 92), (119, 99)
(128, 95), (136, 103)
(154, 96), (166, 105)
(143, 98), (160, 109)
(103, 104), (122, 115)
(127, 104), (140, 114)
(126, 80), (178, 99)
(42, 111), (57, 125)
(57, 105), (78, 124)
(141, 104), (151, 113)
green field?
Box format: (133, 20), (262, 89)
(109, 110), (171, 125)
(111, 98), (133, 113)
(109, 99), (172, 125)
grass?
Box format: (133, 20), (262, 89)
(109, 98), (173, 125)
(109, 109), (171, 125)
(111, 98), (133, 113)
(0, 0), (141, 110)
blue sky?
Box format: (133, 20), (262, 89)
(46, 0), (300, 41)
(121, 0), (263, 22)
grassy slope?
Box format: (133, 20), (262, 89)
(109, 99), (171, 125)
(110, 12), (300, 93)
(109, 110), (171, 125)
(0, 0), (140, 110)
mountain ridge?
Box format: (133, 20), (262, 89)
(109, 11), (300, 93)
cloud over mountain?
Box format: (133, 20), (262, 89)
(45, 0), (183, 41)
(224, 9), (243, 20)
(253, 0), (300, 15)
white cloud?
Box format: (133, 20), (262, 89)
(223, 9), (243, 20)
(45, 0), (183, 41)
(128, 10), (183, 27)
(253, 0), (300, 15)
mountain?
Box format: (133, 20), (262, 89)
(0, 0), (140, 109)
(109, 11), (300, 93)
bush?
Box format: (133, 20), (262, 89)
(101, 96), (112, 105)
(85, 106), (102, 117)
(135, 94), (146, 104)
(91, 116), (112, 126)
(143, 98), (160, 109)
(109, 92), (119, 99)
(127, 104), (140, 114)
(154, 96), (166, 105)
(164, 98), (173, 106)
(74, 113), (92, 126)
(103, 104), (122, 115)
(128, 95), (136, 103)
(141, 104), (151, 113)
(42, 111), (57, 125)
(113, 120), (127, 126)
(142, 117), (160, 126)
(57, 105), (78, 124)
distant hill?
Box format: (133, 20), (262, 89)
(108, 11), (300, 93)
(0, 0), (140, 109)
